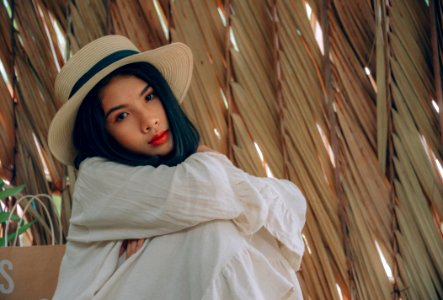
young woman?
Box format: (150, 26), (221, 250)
(49, 35), (306, 299)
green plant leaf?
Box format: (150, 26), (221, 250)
(0, 212), (21, 223)
(0, 219), (37, 247)
(0, 178), (4, 188)
(0, 184), (25, 201)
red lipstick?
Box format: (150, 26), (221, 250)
(149, 130), (168, 146)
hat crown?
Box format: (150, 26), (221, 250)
(55, 35), (140, 103)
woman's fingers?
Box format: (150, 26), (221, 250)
(126, 241), (133, 257)
(136, 239), (144, 250)
(126, 240), (135, 257)
(126, 239), (145, 258)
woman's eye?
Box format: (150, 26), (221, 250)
(145, 93), (155, 101)
(115, 112), (128, 122)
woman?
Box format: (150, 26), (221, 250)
(49, 35), (306, 299)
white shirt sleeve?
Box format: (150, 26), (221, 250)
(69, 152), (241, 241)
(68, 152), (306, 261)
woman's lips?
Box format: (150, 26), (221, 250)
(149, 130), (168, 146)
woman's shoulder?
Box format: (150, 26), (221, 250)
(77, 157), (158, 180)
(188, 151), (233, 166)
(79, 157), (127, 173)
(76, 152), (233, 182)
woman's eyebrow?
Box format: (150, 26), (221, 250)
(105, 85), (151, 119)
(139, 84), (150, 96)
(105, 104), (126, 119)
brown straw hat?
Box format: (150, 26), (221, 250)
(48, 35), (193, 166)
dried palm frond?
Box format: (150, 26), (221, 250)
(0, 0), (441, 299)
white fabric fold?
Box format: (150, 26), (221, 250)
(54, 152), (306, 300)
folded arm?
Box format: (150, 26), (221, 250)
(68, 152), (306, 260)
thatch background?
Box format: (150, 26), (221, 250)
(0, 0), (442, 299)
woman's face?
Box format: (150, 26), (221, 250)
(100, 75), (174, 157)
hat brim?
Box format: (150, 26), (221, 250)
(48, 42), (193, 166)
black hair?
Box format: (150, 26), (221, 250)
(72, 62), (200, 169)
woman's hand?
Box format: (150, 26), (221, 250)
(120, 239), (145, 258)
(127, 239), (144, 257)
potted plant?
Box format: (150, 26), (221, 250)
(0, 179), (36, 247)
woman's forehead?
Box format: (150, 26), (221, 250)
(100, 75), (149, 98)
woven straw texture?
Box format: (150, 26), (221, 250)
(0, 0), (441, 299)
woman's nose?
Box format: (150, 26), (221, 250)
(142, 118), (159, 133)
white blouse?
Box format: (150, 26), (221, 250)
(53, 152), (306, 300)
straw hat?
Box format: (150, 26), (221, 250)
(48, 35), (193, 166)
